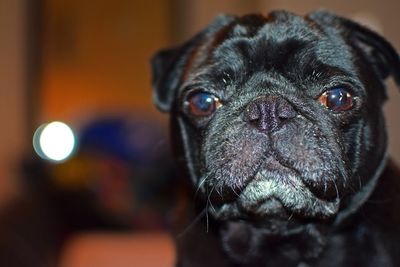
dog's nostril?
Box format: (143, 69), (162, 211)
(244, 96), (296, 132)
(277, 103), (297, 120)
(245, 101), (262, 122)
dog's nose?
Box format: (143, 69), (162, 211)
(244, 96), (296, 132)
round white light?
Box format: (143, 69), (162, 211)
(33, 121), (76, 162)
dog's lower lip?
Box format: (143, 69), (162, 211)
(207, 156), (300, 206)
(237, 197), (287, 217)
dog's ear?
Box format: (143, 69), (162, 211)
(151, 45), (188, 113)
(309, 11), (400, 86)
(151, 15), (235, 113)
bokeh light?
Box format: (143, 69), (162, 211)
(33, 121), (76, 162)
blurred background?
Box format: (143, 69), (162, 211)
(0, 0), (399, 266)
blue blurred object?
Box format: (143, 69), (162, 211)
(78, 116), (164, 164)
(73, 115), (174, 228)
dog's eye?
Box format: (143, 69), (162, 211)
(318, 87), (353, 111)
(185, 91), (221, 117)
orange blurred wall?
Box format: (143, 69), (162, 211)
(40, 0), (171, 123)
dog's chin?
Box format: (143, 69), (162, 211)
(208, 158), (341, 228)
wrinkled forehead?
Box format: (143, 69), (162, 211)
(189, 11), (356, 79)
(220, 12), (320, 44)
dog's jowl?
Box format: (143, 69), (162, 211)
(151, 10), (400, 267)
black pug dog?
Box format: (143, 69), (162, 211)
(151, 10), (400, 267)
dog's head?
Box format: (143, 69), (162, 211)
(151, 11), (400, 231)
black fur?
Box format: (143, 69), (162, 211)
(151, 10), (400, 267)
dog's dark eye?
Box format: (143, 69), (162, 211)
(185, 91), (221, 117)
(318, 87), (353, 111)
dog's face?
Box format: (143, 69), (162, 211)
(152, 11), (400, 232)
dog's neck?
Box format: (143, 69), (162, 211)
(334, 150), (389, 225)
(220, 220), (328, 264)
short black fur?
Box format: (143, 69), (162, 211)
(151, 10), (400, 267)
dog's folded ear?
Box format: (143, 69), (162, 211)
(309, 10), (400, 87)
(151, 15), (235, 113)
(150, 45), (187, 113)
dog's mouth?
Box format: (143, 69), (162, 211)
(200, 117), (349, 224)
(206, 156), (341, 222)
